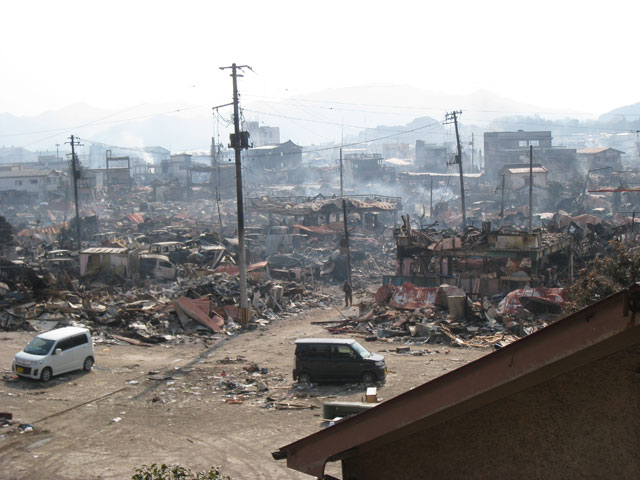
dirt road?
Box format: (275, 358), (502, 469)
(0, 301), (488, 479)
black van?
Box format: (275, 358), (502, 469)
(293, 338), (386, 384)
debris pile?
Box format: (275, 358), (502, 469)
(320, 282), (566, 349)
(0, 266), (332, 343)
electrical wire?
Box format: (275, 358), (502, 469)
(243, 93), (639, 119)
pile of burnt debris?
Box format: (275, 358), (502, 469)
(0, 262), (333, 344)
(0, 193), (397, 341)
(320, 281), (566, 349)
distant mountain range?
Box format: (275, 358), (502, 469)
(0, 85), (637, 154)
(598, 101), (640, 123)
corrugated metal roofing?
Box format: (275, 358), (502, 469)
(508, 167), (548, 174)
(80, 247), (129, 254)
(128, 213), (144, 223)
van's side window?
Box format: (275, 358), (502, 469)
(312, 345), (331, 358)
(334, 345), (355, 359)
(72, 334), (88, 347)
(57, 337), (75, 351)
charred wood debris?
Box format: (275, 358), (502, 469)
(0, 186), (638, 352)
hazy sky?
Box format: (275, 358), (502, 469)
(2, 0), (638, 117)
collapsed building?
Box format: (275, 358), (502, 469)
(387, 218), (573, 297)
(247, 194), (401, 228)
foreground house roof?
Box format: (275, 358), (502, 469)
(275, 284), (640, 478)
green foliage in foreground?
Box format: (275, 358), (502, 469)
(132, 463), (231, 480)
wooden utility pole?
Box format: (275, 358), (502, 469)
(500, 174), (505, 221)
(445, 111), (466, 228)
(342, 199), (352, 286)
(220, 63), (251, 326)
(67, 135), (82, 253)
(529, 144), (533, 232)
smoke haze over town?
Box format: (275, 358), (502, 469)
(1, 2), (640, 479)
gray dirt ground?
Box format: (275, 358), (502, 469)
(0, 296), (488, 479)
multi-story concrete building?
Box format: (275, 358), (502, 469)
(484, 131), (553, 180)
(243, 121), (280, 147)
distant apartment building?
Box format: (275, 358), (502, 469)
(484, 131), (552, 179)
(484, 130), (578, 182)
(243, 121), (280, 147)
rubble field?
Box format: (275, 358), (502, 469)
(0, 295), (486, 480)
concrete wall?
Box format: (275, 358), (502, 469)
(342, 346), (640, 480)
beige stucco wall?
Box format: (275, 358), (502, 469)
(343, 346), (640, 480)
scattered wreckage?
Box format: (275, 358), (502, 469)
(319, 281), (567, 349)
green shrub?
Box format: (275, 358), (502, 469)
(132, 463), (231, 480)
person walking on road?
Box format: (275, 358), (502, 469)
(343, 280), (353, 307)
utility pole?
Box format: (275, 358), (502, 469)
(214, 110), (218, 194)
(529, 144), (533, 232)
(67, 135), (82, 253)
(499, 174), (505, 222)
(220, 63), (252, 326)
(339, 147), (344, 197)
(445, 111), (466, 228)
(342, 199), (352, 287)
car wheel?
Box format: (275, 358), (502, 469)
(40, 367), (52, 383)
(83, 357), (94, 371)
(297, 372), (312, 384)
(362, 371), (377, 385)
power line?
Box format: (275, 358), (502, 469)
(243, 93), (638, 119)
(7, 104), (211, 148)
(243, 108), (437, 135)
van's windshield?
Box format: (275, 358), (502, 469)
(24, 337), (55, 355)
(351, 341), (371, 359)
